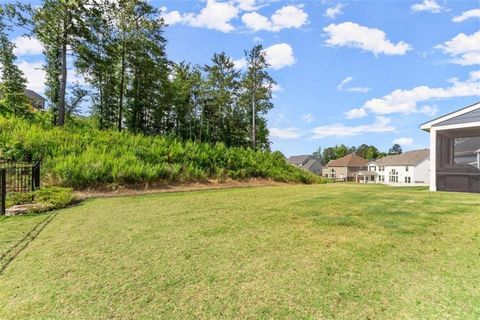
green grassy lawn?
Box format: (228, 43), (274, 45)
(1, 184), (479, 319)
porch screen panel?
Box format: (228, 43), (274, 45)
(437, 137), (480, 193)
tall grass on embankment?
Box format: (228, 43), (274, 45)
(0, 117), (324, 188)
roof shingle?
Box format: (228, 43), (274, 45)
(374, 149), (429, 166)
(287, 155), (312, 165)
(327, 153), (368, 167)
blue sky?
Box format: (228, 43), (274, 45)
(6, 0), (480, 156)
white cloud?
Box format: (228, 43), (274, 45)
(352, 71), (480, 116)
(161, 9), (184, 25)
(453, 9), (480, 22)
(242, 12), (271, 31)
(301, 113), (315, 123)
(233, 43), (296, 70)
(6, 59), (84, 94)
(13, 36), (43, 56)
(17, 60), (45, 93)
(345, 108), (367, 119)
(161, 1), (239, 33)
(324, 3), (345, 19)
(270, 127), (302, 139)
(233, 57), (247, 69)
(435, 31), (480, 66)
(419, 105), (438, 116)
(323, 22), (412, 56)
(337, 76), (353, 90)
(337, 76), (370, 93)
(242, 5), (308, 32)
(271, 83), (284, 92)
(470, 70), (480, 81)
(393, 137), (414, 146)
(411, 0), (443, 13)
(310, 116), (395, 139)
(263, 43), (296, 69)
(236, 0), (259, 11)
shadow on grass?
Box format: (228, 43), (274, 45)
(0, 212), (58, 275)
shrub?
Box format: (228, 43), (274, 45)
(6, 192), (34, 208)
(6, 187), (76, 213)
(34, 187), (76, 209)
(0, 116), (327, 188)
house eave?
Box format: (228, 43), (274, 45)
(420, 101), (480, 131)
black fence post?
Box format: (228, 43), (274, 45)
(1, 169), (6, 215)
(32, 161), (41, 191)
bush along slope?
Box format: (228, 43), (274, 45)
(0, 117), (324, 188)
(6, 187), (76, 212)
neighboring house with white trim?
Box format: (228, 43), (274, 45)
(357, 149), (430, 185)
(421, 101), (480, 193)
(287, 155), (323, 175)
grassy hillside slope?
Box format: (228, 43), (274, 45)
(0, 117), (321, 188)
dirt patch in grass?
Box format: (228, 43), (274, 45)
(75, 178), (289, 199)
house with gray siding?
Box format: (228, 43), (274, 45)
(421, 102), (480, 193)
(287, 155), (323, 175)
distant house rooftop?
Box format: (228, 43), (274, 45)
(373, 149), (429, 166)
(25, 89), (46, 102)
(287, 155), (312, 166)
(327, 153), (368, 167)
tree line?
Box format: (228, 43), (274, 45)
(0, 1), (275, 150)
(312, 143), (403, 165)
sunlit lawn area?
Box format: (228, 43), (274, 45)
(1, 184), (479, 319)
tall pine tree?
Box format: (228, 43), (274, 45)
(0, 13), (30, 116)
(31, 0), (88, 126)
(241, 45), (275, 150)
(203, 52), (241, 145)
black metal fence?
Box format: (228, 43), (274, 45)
(0, 169), (5, 215)
(0, 161), (41, 215)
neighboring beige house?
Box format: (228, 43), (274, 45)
(322, 153), (368, 181)
(358, 149), (430, 185)
(287, 155), (323, 175)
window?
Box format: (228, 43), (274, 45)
(369, 165), (377, 171)
(405, 166), (409, 172)
(389, 169), (398, 183)
(330, 169), (336, 179)
(405, 177), (411, 183)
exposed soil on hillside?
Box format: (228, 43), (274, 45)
(75, 179), (289, 200)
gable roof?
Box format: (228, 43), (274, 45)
(327, 153), (368, 167)
(420, 101), (480, 131)
(373, 149), (429, 166)
(303, 158), (322, 170)
(287, 155), (312, 165)
(25, 89), (46, 102)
